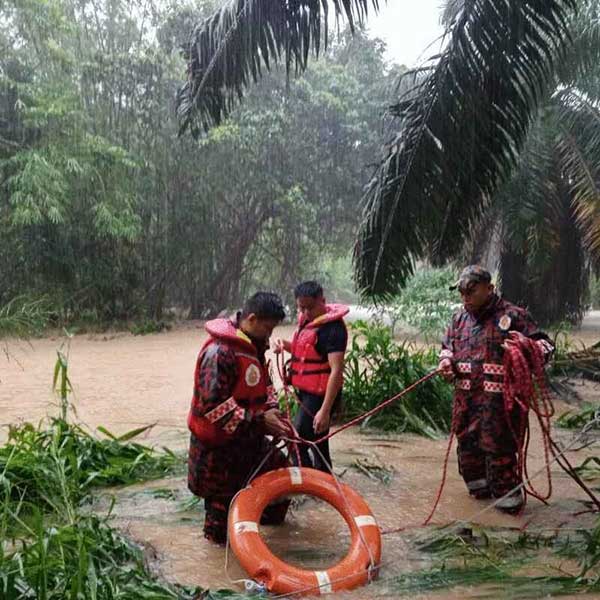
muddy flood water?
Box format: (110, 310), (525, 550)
(2, 317), (600, 598)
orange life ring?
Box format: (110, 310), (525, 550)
(228, 467), (382, 596)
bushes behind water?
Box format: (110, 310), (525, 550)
(385, 267), (460, 341)
(343, 321), (453, 438)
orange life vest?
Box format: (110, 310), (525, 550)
(289, 304), (349, 395)
(188, 318), (269, 446)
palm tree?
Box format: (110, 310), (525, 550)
(177, 0), (384, 135)
(493, 84), (600, 324)
(178, 0), (599, 322)
(440, 1), (600, 324)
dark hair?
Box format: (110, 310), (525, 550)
(294, 280), (323, 299)
(241, 292), (286, 321)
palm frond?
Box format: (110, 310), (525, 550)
(555, 89), (600, 262)
(499, 180), (588, 325)
(556, 0), (600, 92)
(177, 0), (380, 135)
(440, 0), (464, 28)
(354, 0), (578, 299)
(495, 109), (589, 325)
(497, 117), (559, 254)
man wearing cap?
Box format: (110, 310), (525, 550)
(438, 266), (554, 513)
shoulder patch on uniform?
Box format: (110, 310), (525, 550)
(498, 314), (511, 331)
(245, 364), (261, 387)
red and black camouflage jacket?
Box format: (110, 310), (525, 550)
(440, 294), (554, 398)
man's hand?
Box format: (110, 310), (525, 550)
(263, 408), (293, 438)
(313, 408), (330, 435)
(272, 338), (289, 355)
(503, 330), (527, 349)
(438, 358), (455, 382)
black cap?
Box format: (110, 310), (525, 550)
(449, 265), (492, 291)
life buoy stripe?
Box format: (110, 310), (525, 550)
(289, 467), (303, 485)
(314, 570), (332, 594)
(233, 521), (258, 534)
(354, 515), (378, 527)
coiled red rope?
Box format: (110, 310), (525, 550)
(274, 337), (600, 530)
(421, 336), (600, 529)
(503, 336), (554, 505)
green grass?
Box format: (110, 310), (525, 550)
(4, 327), (600, 598)
(0, 417), (196, 599)
(0, 419), (182, 512)
(384, 267), (460, 341)
(0, 351), (222, 599)
(381, 526), (600, 598)
(343, 321), (453, 438)
(0, 296), (51, 338)
(556, 403), (599, 429)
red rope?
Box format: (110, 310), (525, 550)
(275, 352), (302, 466)
(384, 337), (557, 534)
(420, 394), (466, 527)
(275, 352), (440, 469)
(383, 391), (461, 533)
(503, 336), (554, 507)
(415, 338), (556, 528)
(275, 352), (316, 418)
(312, 370), (441, 444)
(503, 337), (600, 512)
(273, 337), (600, 537)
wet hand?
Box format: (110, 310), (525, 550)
(313, 409), (330, 435)
(438, 358), (455, 382)
(263, 409), (293, 438)
(503, 331), (526, 349)
(272, 338), (285, 354)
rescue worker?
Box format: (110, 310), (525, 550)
(274, 281), (348, 472)
(187, 292), (293, 544)
(438, 266), (554, 513)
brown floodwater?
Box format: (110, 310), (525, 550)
(2, 318), (600, 598)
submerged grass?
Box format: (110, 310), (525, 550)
(1, 419), (182, 515)
(349, 457), (394, 484)
(381, 524), (600, 598)
(0, 416), (198, 599)
(382, 565), (592, 598)
(4, 330), (600, 598)
(556, 403), (599, 429)
(0, 350), (232, 599)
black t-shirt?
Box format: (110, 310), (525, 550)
(314, 320), (347, 359)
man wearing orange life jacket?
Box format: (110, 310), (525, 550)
(187, 292), (293, 544)
(274, 281), (348, 472)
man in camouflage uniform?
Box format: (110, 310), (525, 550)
(438, 266), (554, 513)
(187, 292), (293, 544)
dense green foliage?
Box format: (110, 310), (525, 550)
(386, 267), (460, 341)
(0, 0), (399, 322)
(343, 321), (453, 438)
(0, 409), (194, 597)
(178, 0), (600, 326)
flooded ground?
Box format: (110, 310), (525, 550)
(88, 424), (600, 598)
(2, 313), (600, 597)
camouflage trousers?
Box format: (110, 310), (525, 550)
(454, 393), (525, 500)
(456, 434), (519, 500)
(204, 495), (290, 545)
(188, 432), (290, 544)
